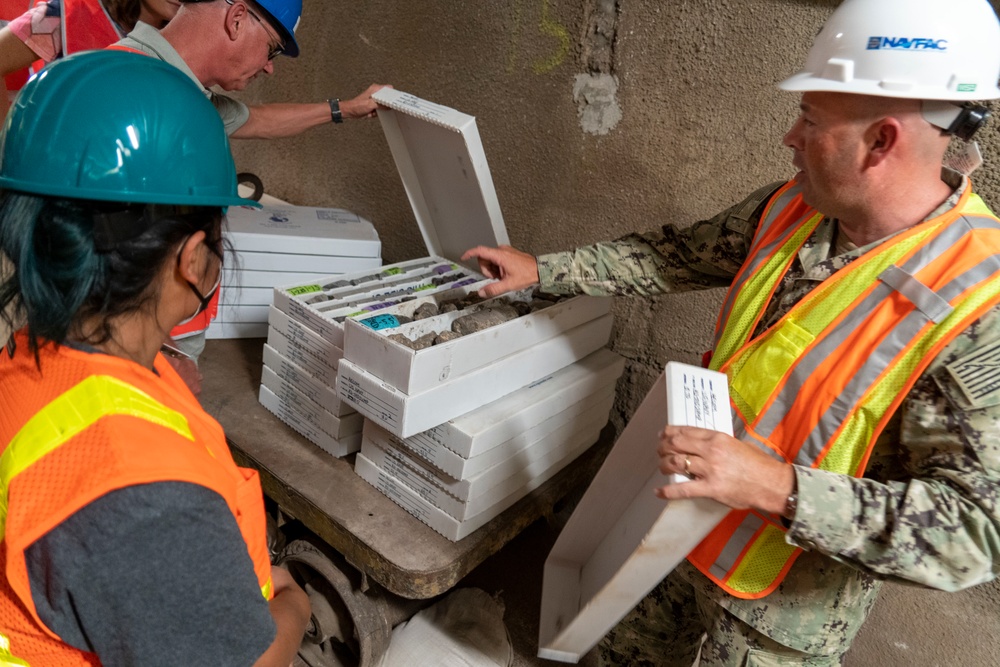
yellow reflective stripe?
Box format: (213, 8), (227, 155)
(779, 227), (939, 332)
(712, 213), (823, 369)
(964, 193), (993, 217)
(725, 524), (797, 595)
(729, 318), (814, 418)
(724, 219), (943, 419)
(821, 275), (1000, 475)
(0, 375), (194, 540)
(261, 577), (273, 600)
(0, 633), (30, 666)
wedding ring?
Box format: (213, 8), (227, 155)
(684, 456), (692, 477)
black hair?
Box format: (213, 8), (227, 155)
(0, 190), (225, 362)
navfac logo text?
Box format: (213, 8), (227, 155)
(867, 36), (948, 51)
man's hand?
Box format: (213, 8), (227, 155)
(655, 425), (795, 517)
(461, 245), (540, 298)
(341, 84), (393, 119)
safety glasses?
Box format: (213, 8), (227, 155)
(223, 0), (284, 60)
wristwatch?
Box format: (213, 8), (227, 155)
(328, 98), (343, 124)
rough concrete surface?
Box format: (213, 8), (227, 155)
(229, 0), (1000, 664)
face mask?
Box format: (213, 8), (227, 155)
(176, 238), (223, 326)
(177, 270), (222, 326)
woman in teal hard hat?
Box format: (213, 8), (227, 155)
(0, 50), (309, 666)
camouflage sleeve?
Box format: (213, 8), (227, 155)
(536, 182), (784, 297)
(786, 304), (1000, 591)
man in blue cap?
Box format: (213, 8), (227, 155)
(111, 0), (388, 363)
(115, 0), (387, 139)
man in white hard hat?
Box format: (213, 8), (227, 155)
(464, 0), (1000, 663)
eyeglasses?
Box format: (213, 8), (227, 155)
(224, 0), (284, 61)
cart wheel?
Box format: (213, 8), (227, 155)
(278, 537), (428, 667)
(265, 509), (287, 563)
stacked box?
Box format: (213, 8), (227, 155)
(262, 260), (486, 457)
(266, 89), (620, 526)
(207, 203), (382, 339)
(353, 349), (626, 540)
(331, 88), (613, 438)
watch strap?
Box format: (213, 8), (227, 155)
(328, 98), (343, 124)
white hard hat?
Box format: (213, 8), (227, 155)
(779, 0), (1000, 101)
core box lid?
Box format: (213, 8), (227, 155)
(373, 88), (509, 268)
(225, 204), (381, 258)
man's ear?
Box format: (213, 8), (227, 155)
(223, 0), (248, 40)
(176, 231), (208, 285)
(866, 117), (901, 168)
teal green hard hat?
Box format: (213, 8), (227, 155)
(0, 50), (257, 208)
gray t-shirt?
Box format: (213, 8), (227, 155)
(116, 22), (250, 135)
(27, 482), (276, 666)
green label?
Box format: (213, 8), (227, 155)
(383, 267), (403, 276)
(288, 284), (322, 296)
(957, 83), (977, 92)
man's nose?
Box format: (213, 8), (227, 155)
(783, 119), (803, 150)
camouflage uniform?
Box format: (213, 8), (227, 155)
(538, 170), (1000, 665)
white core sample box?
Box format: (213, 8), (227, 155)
(282, 88), (613, 438)
(210, 204), (381, 338)
(537, 362), (732, 663)
(353, 349), (626, 540)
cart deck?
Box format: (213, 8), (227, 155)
(198, 337), (612, 599)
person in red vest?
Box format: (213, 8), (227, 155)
(0, 0), (178, 115)
(463, 0), (1000, 664)
(0, 50), (309, 666)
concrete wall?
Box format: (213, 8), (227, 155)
(230, 1), (1000, 664)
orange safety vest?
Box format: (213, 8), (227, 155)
(0, 331), (272, 665)
(688, 180), (1000, 599)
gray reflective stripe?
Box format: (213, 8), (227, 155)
(751, 279), (896, 442)
(733, 420), (785, 462)
(898, 215), (1000, 273)
(749, 185), (802, 248)
(710, 513), (765, 580)
(716, 186), (811, 347)
(794, 251), (1000, 465)
(751, 213), (1000, 446)
(879, 265), (954, 323)
(795, 289), (930, 465)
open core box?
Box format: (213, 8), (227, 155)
(271, 88), (614, 438)
(537, 363), (732, 662)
